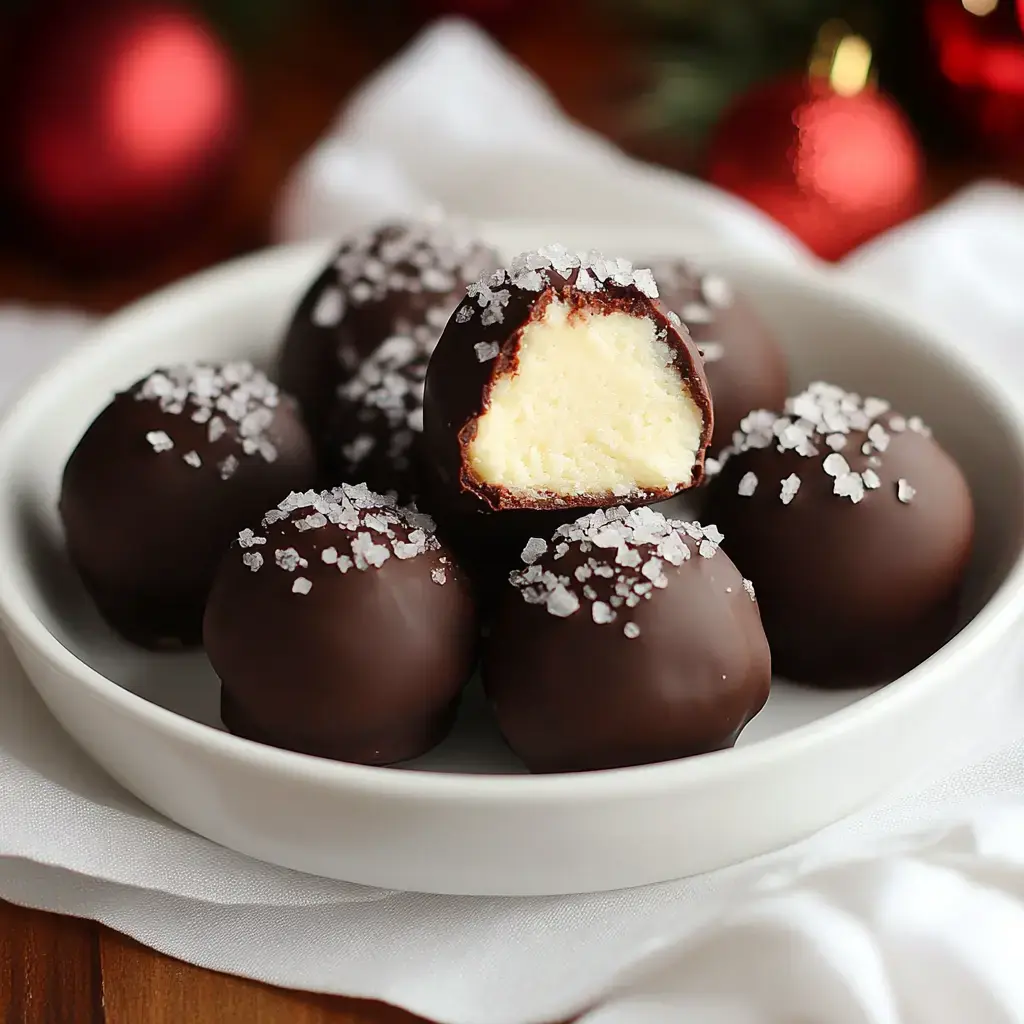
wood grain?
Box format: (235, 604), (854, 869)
(0, 901), (103, 1024)
(98, 926), (425, 1024)
(0, 900), (426, 1023)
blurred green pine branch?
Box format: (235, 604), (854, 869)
(606, 0), (883, 141)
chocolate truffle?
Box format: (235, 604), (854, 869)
(277, 218), (498, 439)
(483, 506), (770, 773)
(422, 246), (713, 515)
(321, 334), (427, 503)
(703, 382), (974, 688)
(60, 362), (317, 649)
(204, 484), (478, 765)
(648, 258), (788, 453)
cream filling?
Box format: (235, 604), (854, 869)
(467, 299), (705, 497)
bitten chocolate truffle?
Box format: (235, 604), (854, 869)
(483, 506), (771, 773)
(204, 484), (478, 765)
(648, 258), (788, 453)
(422, 246), (714, 515)
(703, 382), (974, 688)
(60, 363), (317, 649)
(277, 218), (498, 439)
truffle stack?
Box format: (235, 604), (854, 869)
(277, 219), (498, 498)
(421, 244), (714, 586)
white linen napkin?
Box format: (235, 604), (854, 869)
(5, 18), (1024, 1024)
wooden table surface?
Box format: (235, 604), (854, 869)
(1, 2), (1022, 1021)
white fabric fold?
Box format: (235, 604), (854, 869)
(5, 17), (1024, 1024)
(274, 19), (807, 268)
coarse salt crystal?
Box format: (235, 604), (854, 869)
(823, 452), (850, 478)
(521, 537), (548, 565)
(546, 585), (580, 618)
(312, 286), (344, 328)
(146, 430), (173, 453)
(738, 471), (758, 497)
(632, 268), (659, 298)
(780, 473), (801, 504)
(275, 548), (303, 571)
(834, 472), (866, 503)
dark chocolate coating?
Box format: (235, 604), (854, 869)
(323, 396), (423, 503)
(422, 259), (713, 516)
(204, 488), (479, 765)
(703, 425), (974, 688)
(483, 529), (771, 773)
(320, 339), (429, 504)
(59, 365), (317, 649)
(277, 221), (498, 439)
(649, 259), (788, 453)
(419, 480), (592, 611)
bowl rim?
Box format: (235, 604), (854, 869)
(2, 237), (1024, 803)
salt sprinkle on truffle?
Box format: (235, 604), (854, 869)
(240, 484), (444, 589)
(331, 218), (495, 313)
(458, 246), (664, 327)
(715, 382), (931, 507)
(509, 506), (721, 622)
(136, 362), (283, 473)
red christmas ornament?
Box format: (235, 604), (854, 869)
(706, 71), (925, 261)
(5, 0), (241, 268)
(925, 0), (1024, 154)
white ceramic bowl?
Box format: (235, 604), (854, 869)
(1, 225), (1023, 897)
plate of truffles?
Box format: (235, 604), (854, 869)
(0, 218), (1023, 896)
